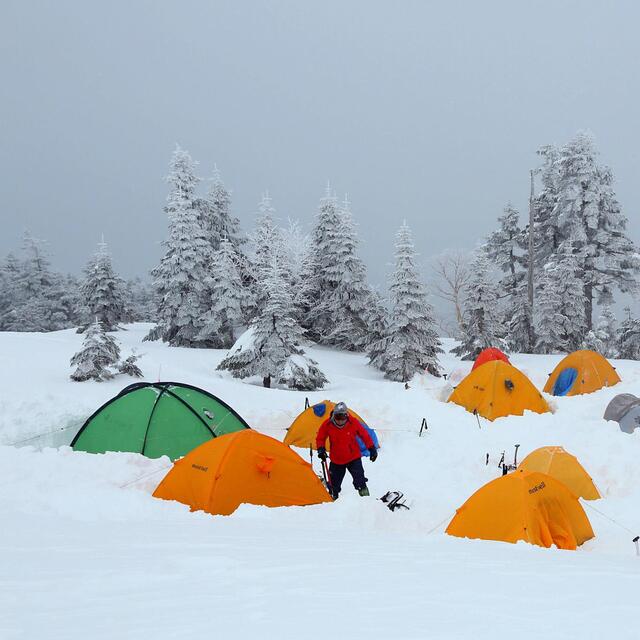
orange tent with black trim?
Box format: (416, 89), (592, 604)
(472, 347), (510, 371)
(446, 469), (594, 550)
(448, 361), (550, 421)
(519, 446), (600, 500)
(153, 430), (332, 516)
(543, 350), (620, 397)
(284, 400), (370, 451)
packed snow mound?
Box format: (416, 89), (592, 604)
(2, 325), (640, 639)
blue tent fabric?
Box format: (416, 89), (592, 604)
(356, 423), (380, 457)
(552, 367), (578, 396)
(312, 403), (327, 417)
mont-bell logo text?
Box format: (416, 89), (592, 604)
(528, 481), (546, 494)
(192, 464), (208, 472)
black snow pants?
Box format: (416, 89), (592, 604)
(329, 457), (368, 498)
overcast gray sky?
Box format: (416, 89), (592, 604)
(1, 1), (639, 293)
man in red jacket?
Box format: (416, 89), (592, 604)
(316, 402), (377, 499)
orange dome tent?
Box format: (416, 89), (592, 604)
(448, 361), (550, 421)
(284, 400), (375, 451)
(472, 347), (510, 371)
(153, 430), (332, 516)
(543, 350), (620, 397)
(519, 446), (600, 500)
(446, 469), (594, 550)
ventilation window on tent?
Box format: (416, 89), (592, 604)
(312, 403), (327, 417)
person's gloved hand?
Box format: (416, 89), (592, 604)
(368, 447), (378, 462)
(317, 446), (328, 461)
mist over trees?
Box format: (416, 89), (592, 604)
(2, 131), (640, 386)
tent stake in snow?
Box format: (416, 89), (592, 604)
(419, 418), (428, 437)
(473, 409), (481, 429)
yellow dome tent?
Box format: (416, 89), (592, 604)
(519, 446), (601, 500)
(446, 469), (594, 550)
(543, 350), (620, 397)
(153, 430), (332, 516)
(447, 361), (550, 421)
(284, 400), (368, 451)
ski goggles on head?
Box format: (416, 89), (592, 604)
(333, 412), (348, 423)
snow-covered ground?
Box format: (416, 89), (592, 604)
(2, 324), (640, 639)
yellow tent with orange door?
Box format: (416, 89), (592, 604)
(284, 400), (368, 450)
(153, 430), (332, 516)
(543, 350), (620, 397)
(519, 446), (600, 500)
(448, 361), (550, 421)
(446, 469), (594, 550)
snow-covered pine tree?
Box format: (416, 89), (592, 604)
(197, 165), (243, 252)
(197, 237), (247, 348)
(552, 133), (639, 330)
(532, 144), (562, 272)
(217, 255), (327, 390)
(117, 352), (143, 378)
(617, 308), (640, 360)
(79, 239), (127, 331)
(453, 251), (507, 360)
(304, 184), (344, 342)
(535, 247), (587, 354)
(70, 319), (121, 381)
(147, 147), (216, 346)
(485, 204), (533, 352)
(365, 289), (390, 371)
(0, 253), (21, 330)
(124, 277), (156, 322)
(323, 196), (374, 351)
(583, 304), (617, 357)
(280, 217), (317, 322)
(248, 192), (282, 315)
(380, 222), (442, 381)
(7, 232), (74, 332)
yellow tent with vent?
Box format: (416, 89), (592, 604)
(446, 469), (595, 550)
(519, 446), (600, 500)
(284, 400), (369, 451)
(448, 361), (550, 421)
(543, 350), (620, 397)
(153, 430), (332, 516)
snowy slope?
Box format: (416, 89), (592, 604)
(1, 325), (640, 639)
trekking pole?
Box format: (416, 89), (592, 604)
(304, 397), (310, 410)
(321, 459), (333, 496)
(513, 444), (520, 468)
(634, 536), (639, 557)
(419, 418), (428, 437)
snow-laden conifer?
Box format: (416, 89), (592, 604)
(117, 352), (143, 378)
(198, 165), (243, 252)
(70, 319), (121, 382)
(217, 255), (327, 390)
(79, 239), (127, 331)
(147, 147), (215, 346)
(453, 251), (507, 360)
(485, 204), (533, 352)
(535, 248), (586, 353)
(197, 237), (246, 348)
(583, 305), (617, 357)
(551, 133), (639, 329)
(617, 308), (640, 360)
(6, 232), (74, 332)
(380, 222), (442, 380)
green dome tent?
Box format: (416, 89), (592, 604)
(71, 382), (250, 460)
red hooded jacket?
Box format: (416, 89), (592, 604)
(316, 415), (374, 465)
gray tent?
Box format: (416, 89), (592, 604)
(603, 393), (640, 434)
